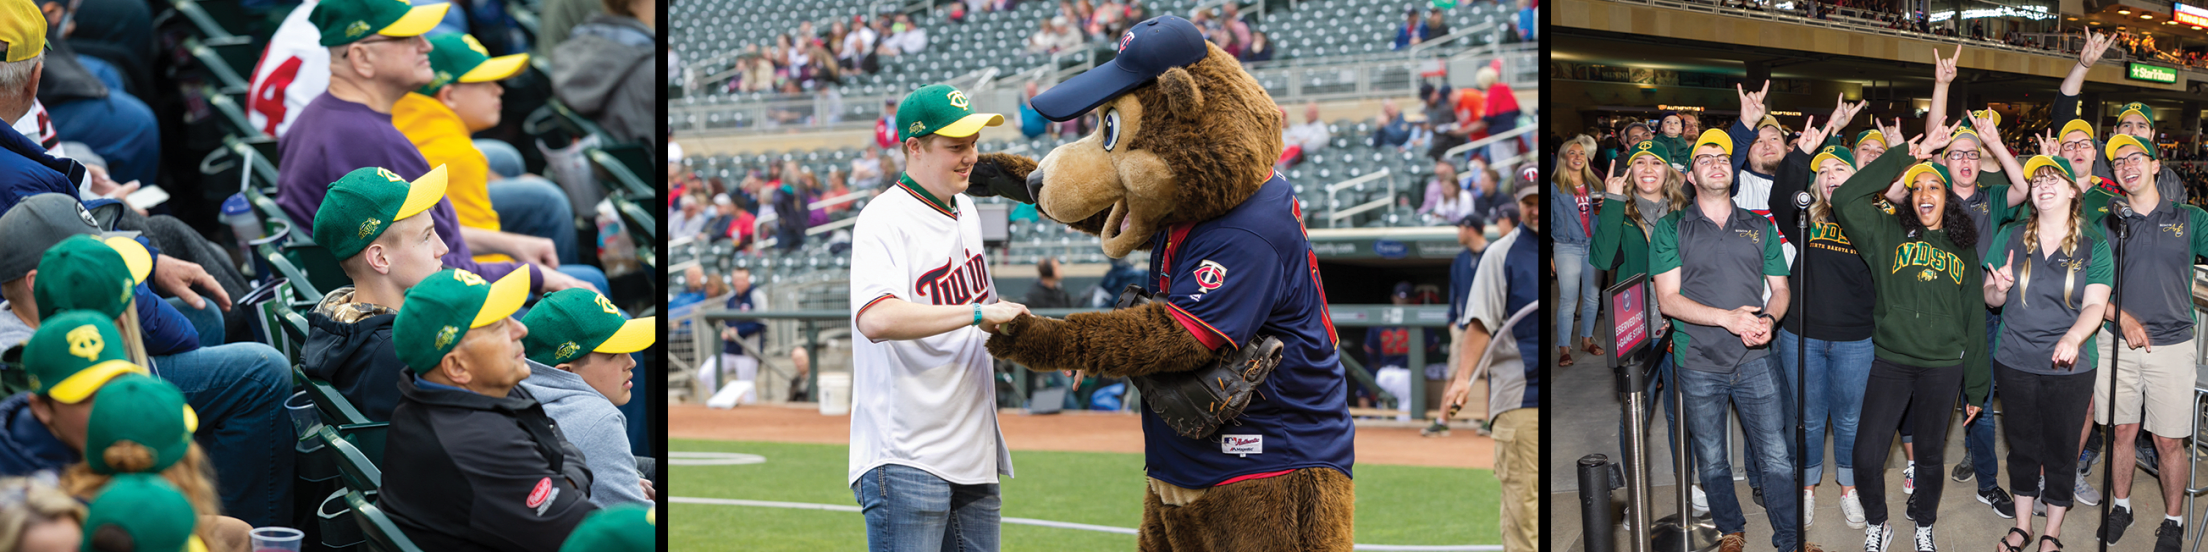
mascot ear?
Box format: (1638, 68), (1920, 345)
(1155, 67), (1205, 119)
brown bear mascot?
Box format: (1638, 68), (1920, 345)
(963, 15), (1357, 552)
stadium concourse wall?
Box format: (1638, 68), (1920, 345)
(1554, 0), (2206, 93)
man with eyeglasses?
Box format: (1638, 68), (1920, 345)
(2057, 30), (2187, 206)
(2085, 135), (2208, 552)
(276, 0), (592, 298)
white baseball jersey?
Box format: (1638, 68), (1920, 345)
(247, 0), (329, 140)
(11, 99), (59, 155)
(846, 177), (1013, 486)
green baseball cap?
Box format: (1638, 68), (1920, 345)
(1902, 162), (1953, 189)
(1855, 129), (1886, 149)
(896, 84), (1004, 142)
(1692, 128), (1733, 157)
(2117, 102), (2155, 128)
(310, 0), (450, 47)
(32, 235), (151, 321)
(82, 473), (208, 552)
(2059, 119), (2096, 142)
(2106, 134), (2159, 161)
(418, 32), (529, 96)
(23, 311), (144, 405)
(559, 504), (654, 552)
(1624, 139), (1670, 166)
(1810, 144), (1856, 170)
(86, 374), (198, 475)
(2022, 154), (2075, 182)
(520, 289), (656, 366)
(395, 268), (531, 374)
(314, 166), (450, 261)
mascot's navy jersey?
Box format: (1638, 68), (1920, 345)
(1142, 172), (1354, 489)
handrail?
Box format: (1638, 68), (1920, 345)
(811, 189), (878, 211)
(1327, 196), (1393, 224)
(1325, 167), (1394, 195)
(1409, 22), (1498, 55)
(806, 216), (860, 236)
(1443, 125), (1537, 160)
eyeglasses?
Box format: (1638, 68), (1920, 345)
(1692, 154), (1728, 167)
(2060, 140), (2094, 152)
(1945, 151), (1980, 160)
(2112, 153), (2153, 167)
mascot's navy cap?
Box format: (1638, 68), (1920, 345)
(1031, 15), (1208, 122)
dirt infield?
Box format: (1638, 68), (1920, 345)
(671, 403), (1493, 469)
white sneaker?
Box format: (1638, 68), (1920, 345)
(1913, 524), (1936, 552)
(1842, 488), (1867, 529)
(1693, 484), (1711, 516)
(1902, 465), (1916, 495)
(1865, 521), (1894, 552)
(1804, 488), (1816, 528)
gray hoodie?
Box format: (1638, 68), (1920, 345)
(518, 360), (649, 507)
(551, 14), (656, 147)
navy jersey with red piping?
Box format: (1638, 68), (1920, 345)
(1140, 173), (1354, 489)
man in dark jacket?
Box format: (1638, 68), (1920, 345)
(382, 267), (599, 551)
(301, 167), (452, 421)
(1022, 257), (1074, 310)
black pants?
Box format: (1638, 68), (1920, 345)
(1995, 360), (2095, 508)
(1855, 357), (1963, 526)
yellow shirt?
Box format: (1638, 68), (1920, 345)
(390, 92), (511, 263)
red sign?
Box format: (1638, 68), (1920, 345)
(1612, 282), (1648, 354)
(2177, 3), (2208, 26)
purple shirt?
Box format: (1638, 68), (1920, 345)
(277, 93), (539, 292)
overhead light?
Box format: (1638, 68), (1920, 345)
(2119, 9), (2131, 14)
(2142, 14), (2153, 18)
(2194, 25), (2203, 30)
(2068, 16), (2078, 20)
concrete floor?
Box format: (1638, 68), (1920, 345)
(1549, 347), (2200, 552)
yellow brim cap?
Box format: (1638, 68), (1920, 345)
(1811, 151), (1848, 171)
(189, 535), (210, 552)
(593, 316), (657, 354)
(397, 165), (450, 220)
(459, 53), (528, 83)
(470, 268), (531, 328)
(183, 404), (198, 433)
(378, 3), (450, 37)
(933, 112), (1005, 138)
(100, 236), (153, 285)
(2060, 119), (2095, 141)
(2022, 155), (2071, 180)
(47, 360), (148, 404)
(1902, 163), (1949, 189)
(2105, 134), (2154, 162)
(1693, 128), (1733, 157)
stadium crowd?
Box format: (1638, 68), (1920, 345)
(0, 0), (660, 547)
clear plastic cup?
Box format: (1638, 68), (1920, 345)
(250, 527), (304, 552)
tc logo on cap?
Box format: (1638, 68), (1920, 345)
(1636, 142), (1653, 152)
(947, 90), (969, 109)
(67, 325), (103, 361)
(1118, 31), (1134, 52)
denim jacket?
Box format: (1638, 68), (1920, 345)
(1548, 180), (1593, 246)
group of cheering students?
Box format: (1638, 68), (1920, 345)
(1566, 32), (2207, 552)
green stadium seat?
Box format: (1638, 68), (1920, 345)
(345, 490), (424, 552)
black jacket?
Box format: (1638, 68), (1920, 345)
(301, 292), (403, 422)
(381, 373), (599, 552)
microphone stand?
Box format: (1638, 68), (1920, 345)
(1793, 191), (1811, 552)
(2099, 201), (2131, 552)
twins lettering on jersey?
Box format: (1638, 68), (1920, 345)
(915, 253), (993, 305)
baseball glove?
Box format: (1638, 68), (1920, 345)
(1114, 285), (1285, 440)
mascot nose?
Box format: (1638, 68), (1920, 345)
(1025, 167), (1047, 206)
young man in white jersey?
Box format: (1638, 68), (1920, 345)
(847, 83), (1030, 552)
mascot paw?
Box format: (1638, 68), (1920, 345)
(986, 313), (1062, 370)
(970, 153), (1041, 204)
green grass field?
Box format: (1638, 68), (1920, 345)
(671, 439), (1499, 551)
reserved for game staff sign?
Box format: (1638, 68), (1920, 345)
(2129, 62), (2178, 84)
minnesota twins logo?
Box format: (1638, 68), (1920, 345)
(435, 326), (459, 348)
(594, 294), (619, 314)
(1822, 146), (1843, 157)
(1636, 142), (1655, 152)
(947, 90), (969, 109)
(1119, 31), (1135, 52)
(1193, 260), (1227, 292)
(67, 325), (102, 361)
(357, 218), (382, 239)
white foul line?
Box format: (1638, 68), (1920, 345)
(670, 496), (1502, 551)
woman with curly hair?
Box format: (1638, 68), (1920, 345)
(1829, 120), (1988, 552)
(1548, 134), (1604, 365)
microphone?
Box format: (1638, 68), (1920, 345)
(2111, 198), (2139, 219)
(1794, 191), (1813, 209)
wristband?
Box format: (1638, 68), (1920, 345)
(973, 303), (983, 327)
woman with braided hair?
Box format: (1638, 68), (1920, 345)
(1983, 154), (2111, 552)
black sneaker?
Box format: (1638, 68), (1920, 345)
(1753, 486), (1766, 508)
(1952, 463), (1973, 482)
(2157, 519), (2183, 552)
(2080, 445), (2097, 477)
(1978, 487), (2015, 519)
(2100, 505), (2135, 544)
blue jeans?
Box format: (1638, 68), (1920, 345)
(475, 138), (527, 179)
(852, 463), (1001, 552)
(1959, 311), (2001, 492)
(489, 176), (580, 265)
(152, 341), (294, 528)
(1681, 356), (1799, 550)
(1773, 329), (1875, 487)
(1554, 242), (1599, 342)
(47, 58), (160, 186)
(167, 297), (225, 348)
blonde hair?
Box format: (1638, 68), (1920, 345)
(1807, 161), (1851, 225)
(1553, 135), (1600, 197)
(2018, 165), (2087, 287)
(0, 476), (85, 549)
(1621, 163), (1690, 235)
(62, 443), (222, 541)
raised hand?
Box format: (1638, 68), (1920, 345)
(1916, 121), (1961, 158)
(1877, 117), (1907, 148)
(1826, 96), (1867, 136)
(1988, 250), (2017, 296)
(1603, 159), (1629, 195)
(1737, 80), (1771, 128)
(2034, 128), (2060, 159)
(1968, 109), (2004, 150)
(2078, 29), (2114, 68)
(1934, 43), (1961, 84)
(1797, 116), (1829, 154)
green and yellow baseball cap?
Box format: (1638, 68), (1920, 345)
(2117, 102), (2156, 128)
(559, 504), (655, 552)
(1624, 139), (1670, 166)
(419, 33), (529, 96)
(1692, 128), (1733, 157)
(1950, 121), (1982, 150)
(1902, 162), (1953, 189)
(2022, 154), (2075, 181)
(86, 374), (198, 475)
(82, 473), (208, 552)
(2106, 134), (2158, 161)
(1855, 129), (1887, 149)
(1754, 114), (1784, 132)
(2059, 119), (2096, 142)
(395, 268), (530, 374)
(33, 235), (151, 321)
(0, 0), (50, 63)
(23, 311), (145, 404)
(520, 289), (655, 366)
(1811, 144), (1856, 170)
(896, 84), (1003, 142)
(314, 166), (449, 261)
(310, 0), (450, 47)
